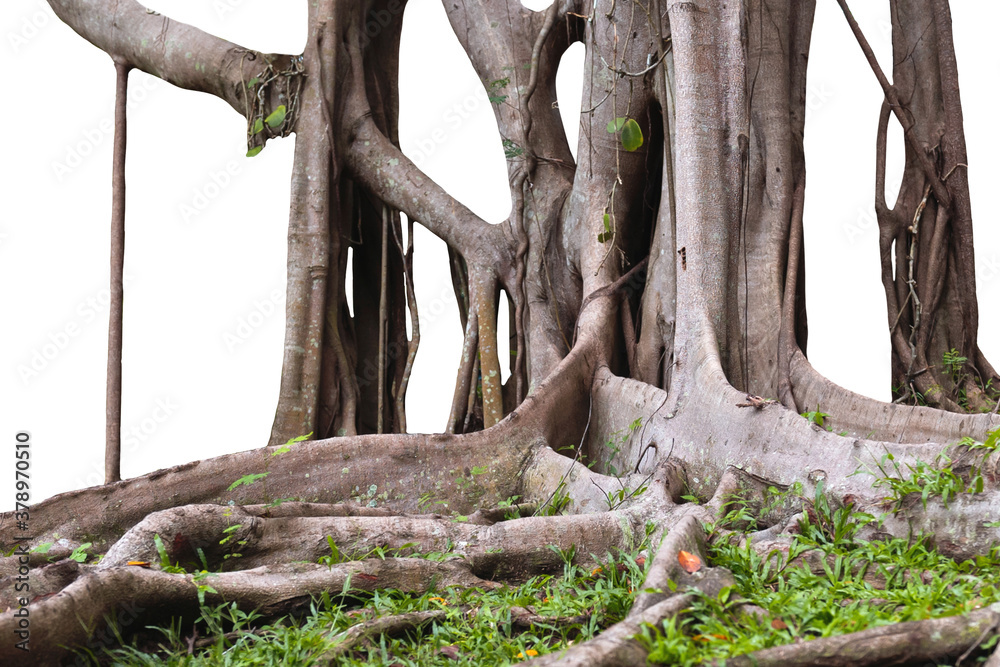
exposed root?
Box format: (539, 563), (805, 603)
(0, 558), (495, 665)
(630, 514), (710, 616)
(96, 502), (652, 581)
(590, 367), (1000, 557)
(528, 568), (735, 666)
(319, 609), (446, 661)
(987, 642), (1000, 667)
(789, 352), (1000, 444)
(0, 558), (82, 611)
(718, 603), (1000, 667)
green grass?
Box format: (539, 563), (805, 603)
(640, 504), (1000, 665)
(84, 543), (651, 666)
(82, 504), (1000, 666)
(79, 444), (1000, 667)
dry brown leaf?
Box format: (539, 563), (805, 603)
(678, 550), (702, 573)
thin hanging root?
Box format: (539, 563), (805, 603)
(447, 308), (479, 434)
(473, 271), (504, 428)
(776, 176), (805, 411)
(390, 213), (419, 433)
(377, 204), (389, 434)
(513, 189), (529, 405)
(316, 28), (357, 435)
(620, 293), (637, 376)
(464, 356), (481, 433)
(106, 60), (131, 485)
(448, 247), (471, 328)
(834, 0), (950, 210)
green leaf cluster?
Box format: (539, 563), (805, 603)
(606, 117), (644, 152)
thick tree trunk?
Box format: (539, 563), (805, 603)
(7, 0), (1000, 663)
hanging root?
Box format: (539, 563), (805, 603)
(472, 269), (504, 428)
(390, 211), (419, 432)
(105, 60), (131, 484)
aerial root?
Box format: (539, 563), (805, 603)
(717, 602), (1000, 667)
(0, 558), (495, 665)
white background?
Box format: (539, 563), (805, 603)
(1, 0), (997, 511)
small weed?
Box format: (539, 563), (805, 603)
(538, 480), (571, 516)
(943, 348), (968, 382)
(855, 438), (995, 510)
(90, 538), (654, 666)
(801, 406), (831, 429)
(67, 542), (93, 563)
(640, 506), (1000, 666)
(603, 418), (643, 477)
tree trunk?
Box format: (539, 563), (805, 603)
(5, 0), (1000, 663)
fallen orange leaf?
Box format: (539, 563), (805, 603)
(678, 550), (702, 573)
(771, 618), (788, 630)
(127, 561), (151, 568)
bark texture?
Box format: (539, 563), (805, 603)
(5, 0), (1000, 664)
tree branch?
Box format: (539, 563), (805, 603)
(46, 0), (293, 118)
(344, 114), (503, 266)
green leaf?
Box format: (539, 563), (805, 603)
(246, 146), (264, 158)
(606, 117), (627, 133)
(489, 77), (510, 103)
(251, 118), (264, 135)
(272, 431), (312, 456)
(227, 472), (269, 491)
(326, 536), (341, 564)
(247, 77), (260, 88)
(68, 543), (92, 563)
(620, 118), (644, 152)
(603, 213), (611, 233)
(265, 104), (287, 128)
(154, 534), (170, 568)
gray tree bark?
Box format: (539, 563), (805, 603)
(3, 0), (999, 663)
